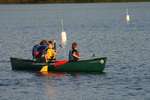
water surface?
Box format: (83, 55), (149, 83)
(0, 2), (150, 100)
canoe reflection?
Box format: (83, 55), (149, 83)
(36, 72), (66, 98)
(38, 72), (65, 78)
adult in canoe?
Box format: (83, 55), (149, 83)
(69, 42), (80, 62)
(32, 40), (48, 62)
(32, 40), (48, 61)
(32, 40), (57, 62)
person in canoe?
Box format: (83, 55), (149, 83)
(32, 40), (48, 62)
(69, 42), (80, 62)
(45, 40), (57, 62)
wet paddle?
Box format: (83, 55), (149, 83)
(40, 65), (48, 72)
(59, 19), (67, 59)
(40, 39), (57, 72)
(61, 19), (67, 48)
(40, 19), (67, 72)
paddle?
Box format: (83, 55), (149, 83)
(40, 19), (67, 72)
(61, 19), (67, 48)
(59, 19), (68, 59)
(126, 8), (130, 24)
(40, 65), (48, 72)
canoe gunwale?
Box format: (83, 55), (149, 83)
(10, 57), (107, 72)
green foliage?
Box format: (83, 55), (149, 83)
(0, 0), (149, 3)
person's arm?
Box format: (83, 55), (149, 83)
(72, 52), (80, 59)
(53, 50), (57, 59)
(45, 49), (51, 62)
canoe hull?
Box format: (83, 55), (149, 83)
(10, 57), (107, 72)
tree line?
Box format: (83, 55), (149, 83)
(0, 0), (149, 3)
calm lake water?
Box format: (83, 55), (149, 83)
(0, 2), (150, 100)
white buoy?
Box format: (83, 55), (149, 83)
(126, 9), (130, 23)
(61, 19), (67, 47)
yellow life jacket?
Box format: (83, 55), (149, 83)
(46, 48), (56, 60)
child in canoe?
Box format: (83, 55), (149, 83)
(45, 40), (56, 62)
(69, 42), (80, 62)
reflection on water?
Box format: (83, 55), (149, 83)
(37, 71), (105, 78)
(37, 72), (65, 78)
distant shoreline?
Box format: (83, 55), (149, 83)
(0, 1), (149, 4)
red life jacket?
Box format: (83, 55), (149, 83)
(53, 60), (68, 68)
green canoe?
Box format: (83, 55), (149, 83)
(10, 57), (107, 72)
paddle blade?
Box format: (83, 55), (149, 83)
(126, 9), (130, 23)
(61, 31), (67, 47)
(40, 65), (48, 72)
(126, 14), (130, 23)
